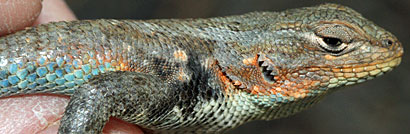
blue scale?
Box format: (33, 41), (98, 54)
(36, 85), (46, 90)
(74, 79), (85, 85)
(270, 98), (276, 102)
(55, 78), (66, 85)
(98, 65), (105, 73)
(16, 69), (28, 80)
(65, 88), (75, 94)
(1, 88), (8, 93)
(90, 59), (97, 67)
(0, 79), (10, 87)
(73, 59), (82, 69)
(64, 65), (74, 73)
(65, 81), (76, 88)
(92, 68), (99, 76)
(8, 64), (18, 74)
(105, 62), (112, 69)
(64, 73), (75, 81)
(46, 62), (57, 72)
(83, 74), (92, 81)
(45, 83), (57, 88)
(36, 67), (48, 77)
(27, 73), (37, 82)
(46, 74), (57, 81)
(55, 69), (64, 77)
(36, 78), (48, 85)
(55, 85), (67, 90)
(56, 57), (65, 67)
(26, 62), (35, 72)
(17, 80), (29, 89)
(0, 70), (8, 79)
(27, 82), (38, 89)
(9, 86), (18, 92)
(37, 57), (46, 65)
(7, 75), (19, 85)
(74, 70), (84, 78)
(82, 64), (91, 73)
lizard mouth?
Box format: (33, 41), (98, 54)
(255, 53), (402, 89)
(325, 55), (402, 75)
(308, 56), (402, 89)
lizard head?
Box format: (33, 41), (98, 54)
(227, 3), (403, 100)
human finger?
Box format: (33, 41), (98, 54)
(0, 0), (42, 36)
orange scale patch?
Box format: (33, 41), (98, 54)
(247, 78), (320, 99)
(173, 50), (188, 61)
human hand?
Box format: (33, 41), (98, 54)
(0, 0), (76, 35)
(0, 0), (143, 133)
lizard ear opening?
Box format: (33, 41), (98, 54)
(257, 55), (278, 83)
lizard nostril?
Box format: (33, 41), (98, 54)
(383, 39), (394, 47)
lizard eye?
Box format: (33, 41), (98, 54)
(313, 23), (354, 55)
(323, 37), (343, 47)
(319, 37), (347, 54)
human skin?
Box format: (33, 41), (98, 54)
(0, 0), (143, 133)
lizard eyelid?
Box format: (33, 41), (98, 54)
(314, 23), (354, 43)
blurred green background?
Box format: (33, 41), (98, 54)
(65, 0), (409, 134)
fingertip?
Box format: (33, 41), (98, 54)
(37, 122), (60, 134)
(103, 118), (145, 134)
(0, 0), (42, 36)
(33, 0), (77, 25)
(38, 117), (145, 134)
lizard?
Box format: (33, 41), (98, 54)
(0, 3), (403, 134)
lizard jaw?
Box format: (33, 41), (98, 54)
(249, 52), (402, 96)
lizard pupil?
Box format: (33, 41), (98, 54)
(323, 37), (343, 47)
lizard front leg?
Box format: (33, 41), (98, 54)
(58, 71), (170, 133)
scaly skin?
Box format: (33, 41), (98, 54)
(0, 3), (403, 134)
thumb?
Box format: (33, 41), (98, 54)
(0, 0), (42, 36)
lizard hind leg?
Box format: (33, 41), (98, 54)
(58, 71), (170, 134)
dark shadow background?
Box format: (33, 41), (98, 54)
(65, 0), (410, 134)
